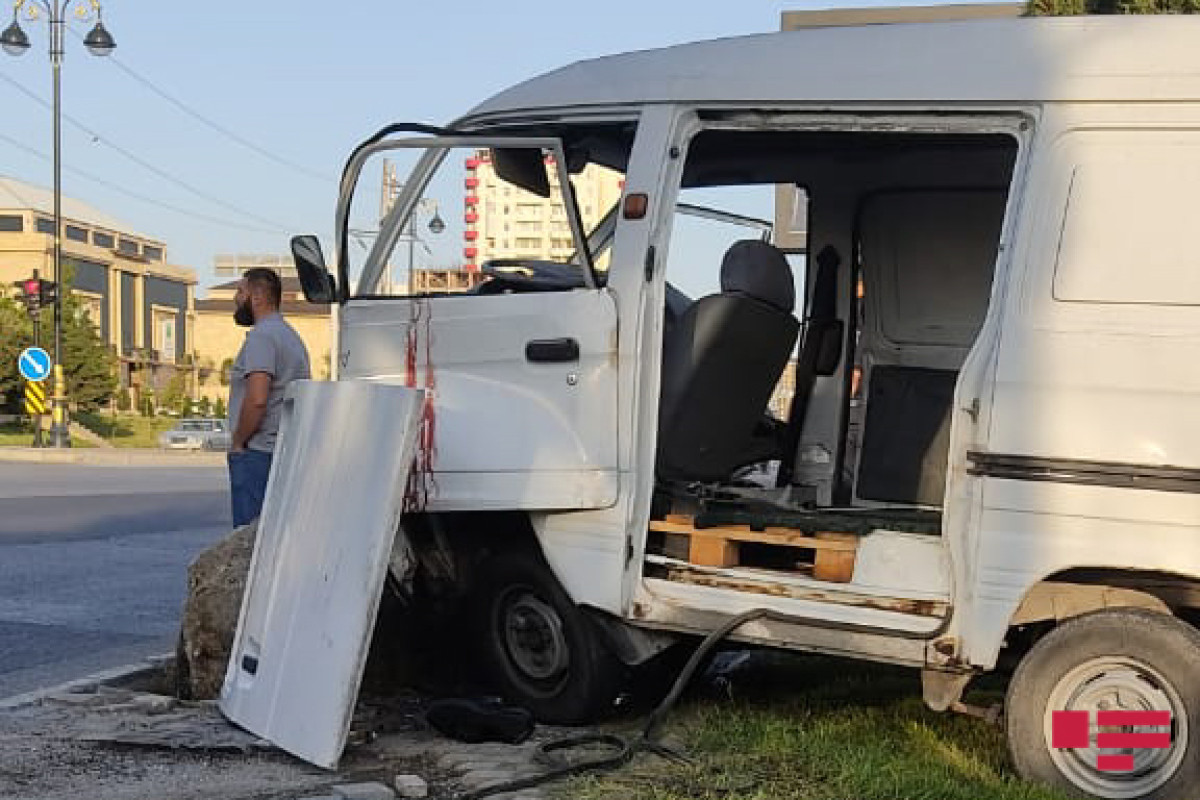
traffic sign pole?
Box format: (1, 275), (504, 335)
(51, 364), (69, 448)
(17, 345), (54, 449)
(24, 379), (46, 448)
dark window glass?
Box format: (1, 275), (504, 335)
(36, 218), (55, 234)
(66, 225), (88, 243)
(117, 238), (139, 256)
(143, 245), (163, 262)
(0, 215), (22, 232)
(93, 231), (114, 248)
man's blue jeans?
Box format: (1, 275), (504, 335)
(228, 448), (273, 528)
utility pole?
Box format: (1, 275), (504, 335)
(380, 159), (398, 295)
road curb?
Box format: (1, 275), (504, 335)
(0, 652), (173, 711)
(0, 447), (225, 467)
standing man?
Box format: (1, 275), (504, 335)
(226, 267), (311, 527)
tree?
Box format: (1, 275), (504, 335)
(0, 297), (32, 414)
(1027, 0), (1199, 13)
(214, 395), (226, 420)
(161, 370), (188, 414)
(60, 289), (119, 412)
(0, 288), (116, 414)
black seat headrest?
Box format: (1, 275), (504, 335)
(719, 240), (795, 313)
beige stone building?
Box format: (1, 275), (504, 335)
(463, 150), (623, 269)
(193, 271), (332, 403)
(0, 177), (197, 404)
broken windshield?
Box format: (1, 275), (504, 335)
(339, 136), (622, 298)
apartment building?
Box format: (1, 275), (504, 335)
(463, 150), (624, 269)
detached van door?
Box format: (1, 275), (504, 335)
(219, 380), (424, 769)
(334, 133), (620, 512)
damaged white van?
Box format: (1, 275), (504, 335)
(247, 16), (1200, 800)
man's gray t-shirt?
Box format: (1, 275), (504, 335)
(228, 312), (311, 452)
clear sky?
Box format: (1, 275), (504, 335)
(0, 0), (968, 295)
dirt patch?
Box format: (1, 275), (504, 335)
(0, 663), (569, 800)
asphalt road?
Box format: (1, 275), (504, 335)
(0, 462), (230, 699)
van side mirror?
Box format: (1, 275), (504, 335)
(291, 235), (338, 304)
(814, 319), (844, 376)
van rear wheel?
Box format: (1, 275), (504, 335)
(1005, 608), (1200, 800)
(475, 553), (621, 724)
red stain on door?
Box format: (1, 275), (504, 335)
(403, 299), (438, 512)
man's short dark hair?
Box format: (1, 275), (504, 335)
(244, 268), (282, 308)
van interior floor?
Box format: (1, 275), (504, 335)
(646, 504), (942, 585)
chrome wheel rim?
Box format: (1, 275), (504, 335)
(1043, 656), (1187, 798)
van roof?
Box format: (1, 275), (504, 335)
(461, 17), (1200, 122)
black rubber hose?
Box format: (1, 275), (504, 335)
(455, 608), (774, 800)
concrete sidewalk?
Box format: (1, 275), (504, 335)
(0, 447), (225, 467)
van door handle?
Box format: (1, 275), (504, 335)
(526, 338), (580, 363)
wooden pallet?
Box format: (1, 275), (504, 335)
(648, 514), (859, 582)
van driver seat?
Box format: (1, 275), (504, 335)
(656, 240), (800, 483)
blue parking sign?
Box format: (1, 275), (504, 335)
(18, 347), (52, 382)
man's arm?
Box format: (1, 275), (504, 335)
(231, 371), (272, 451)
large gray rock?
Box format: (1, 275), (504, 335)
(175, 521), (258, 700)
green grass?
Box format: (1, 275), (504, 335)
(562, 653), (1070, 800)
(0, 421), (95, 448)
(74, 411), (179, 448)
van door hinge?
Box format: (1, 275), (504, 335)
(964, 397), (980, 422)
(644, 245), (656, 282)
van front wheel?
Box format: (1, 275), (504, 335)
(475, 553), (621, 724)
(1005, 608), (1200, 800)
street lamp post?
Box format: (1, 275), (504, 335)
(2, 0), (115, 448)
(407, 198), (444, 295)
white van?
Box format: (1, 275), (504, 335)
(280, 16), (1200, 799)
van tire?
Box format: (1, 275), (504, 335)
(474, 553), (622, 724)
(1005, 608), (1200, 800)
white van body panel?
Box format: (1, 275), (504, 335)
(219, 380), (423, 769)
(463, 18), (1200, 124)
(955, 104), (1200, 667)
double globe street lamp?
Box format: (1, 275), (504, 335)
(2, 1), (115, 448)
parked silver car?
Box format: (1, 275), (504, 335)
(158, 418), (230, 451)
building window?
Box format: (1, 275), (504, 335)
(0, 215), (22, 232)
(75, 292), (103, 332)
(93, 231), (114, 248)
(153, 309), (177, 364)
(36, 217), (55, 234)
(117, 238), (140, 257)
(515, 237), (541, 249)
(65, 224), (89, 243)
(143, 245), (163, 262)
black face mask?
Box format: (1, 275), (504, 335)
(233, 299), (255, 328)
